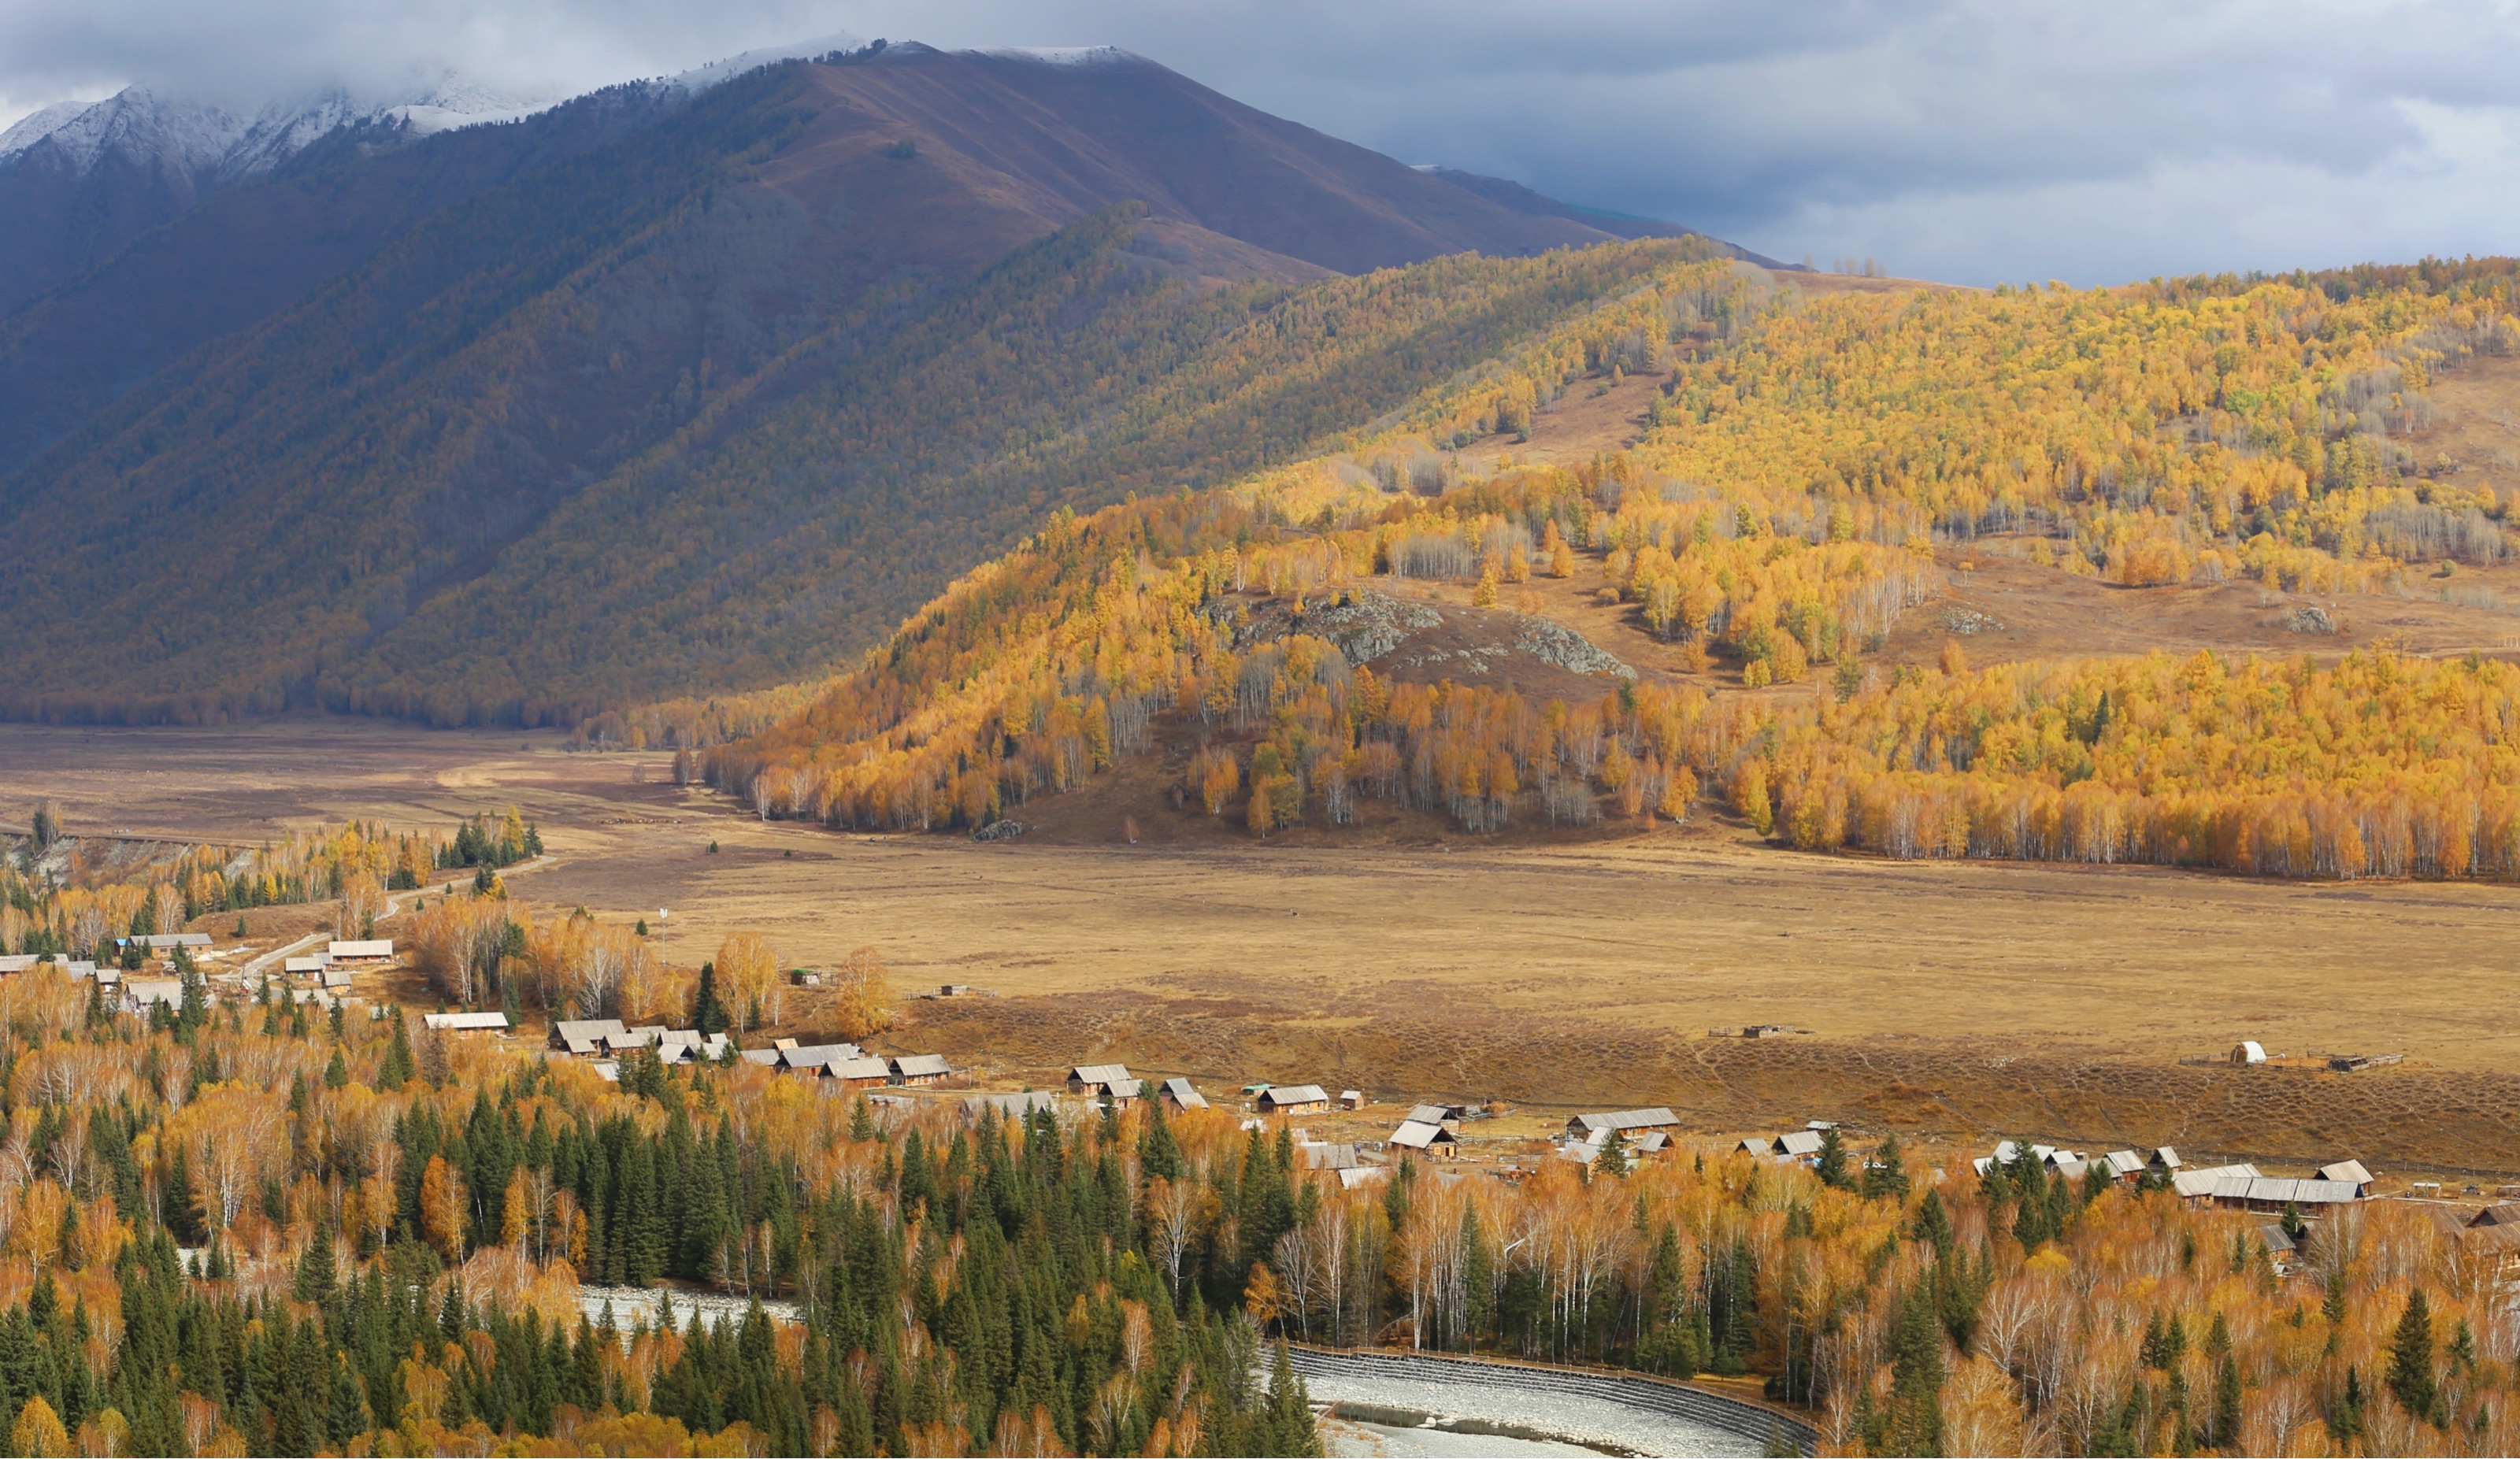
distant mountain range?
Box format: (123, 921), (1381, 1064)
(0, 39), (1765, 725)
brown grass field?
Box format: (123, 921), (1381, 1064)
(5, 715), (2520, 1176)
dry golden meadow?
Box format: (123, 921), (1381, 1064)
(5, 713), (2518, 1176)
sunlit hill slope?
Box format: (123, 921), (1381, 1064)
(707, 256), (2520, 881)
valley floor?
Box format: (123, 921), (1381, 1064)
(4, 716), (2518, 1171)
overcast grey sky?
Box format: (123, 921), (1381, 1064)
(5, 0), (2516, 287)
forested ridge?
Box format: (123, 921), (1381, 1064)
(337, 229), (1729, 728)
(708, 256), (2520, 881)
(0, 46), (1736, 733)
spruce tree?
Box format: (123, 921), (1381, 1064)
(2336, 1365), (2366, 1442)
(1136, 1085), (1182, 1180)
(380, 1010), (414, 1091)
(1813, 1127), (1849, 1188)
(691, 961), (731, 1037)
(1888, 1275), (1945, 1455)
(2388, 1289), (2437, 1421)
(2214, 1351), (2242, 1448)
(1911, 1187), (1955, 1254)
(164, 1146), (208, 1246)
(1862, 1131), (1911, 1200)
(293, 1226), (337, 1303)
(1262, 1340), (1320, 1457)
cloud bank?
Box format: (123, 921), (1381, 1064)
(3, 0), (2514, 285)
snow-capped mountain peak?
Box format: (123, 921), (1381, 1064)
(0, 100), (95, 157)
(0, 78), (558, 183)
(0, 87), (246, 176)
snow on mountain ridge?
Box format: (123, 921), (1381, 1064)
(0, 101), (94, 157)
(670, 31), (871, 92)
(981, 46), (1140, 67)
(0, 79), (558, 181)
(0, 88), (246, 175)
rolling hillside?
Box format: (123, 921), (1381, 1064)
(706, 254), (2520, 881)
(0, 43), (1755, 727)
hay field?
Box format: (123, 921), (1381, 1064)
(6, 717), (2518, 1170)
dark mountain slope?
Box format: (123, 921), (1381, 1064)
(0, 44), (1725, 724)
(0, 88), (673, 476)
(758, 46), (1619, 276)
(0, 145), (209, 316)
(338, 224), (1716, 723)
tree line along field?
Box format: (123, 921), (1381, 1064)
(6, 718), (2520, 1168)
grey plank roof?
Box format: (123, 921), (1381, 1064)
(2212, 1176), (2360, 1205)
(1569, 1107), (1681, 1135)
(1161, 1077), (1207, 1109)
(1259, 1084), (1331, 1106)
(2170, 1164), (2261, 1198)
(779, 1042), (862, 1068)
(1391, 1120), (1455, 1150)
(891, 1054), (952, 1078)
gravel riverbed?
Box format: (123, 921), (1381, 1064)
(1289, 1350), (1796, 1458)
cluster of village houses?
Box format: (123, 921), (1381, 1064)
(11, 950), (2492, 1234)
(0, 935), (388, 1009)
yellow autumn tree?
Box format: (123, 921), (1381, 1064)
(714, 931), (783, 1030)
(830, 947), (893, 1042)
(11, 1397), (67, 1458)
(420, 1155), (465, 1261)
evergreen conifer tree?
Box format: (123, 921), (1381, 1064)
(1862, 1131), (1910, 1200)
(2389, 1289), (2438, 1420)
(1888, 1275), (1945, 1454)
(1813, 1127), (1849, 1188)
(690, 961), (731, 1037)
(164, 1145), (208, 1246)
(380, 1011), (414, 1091)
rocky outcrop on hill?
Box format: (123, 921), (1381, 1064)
(1517, 616), (1636, 679)
(1210, 590), (1632, 682)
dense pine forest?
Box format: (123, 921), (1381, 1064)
(0, 962), (1328, 1457)
(0, 950), (2489, 1455)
